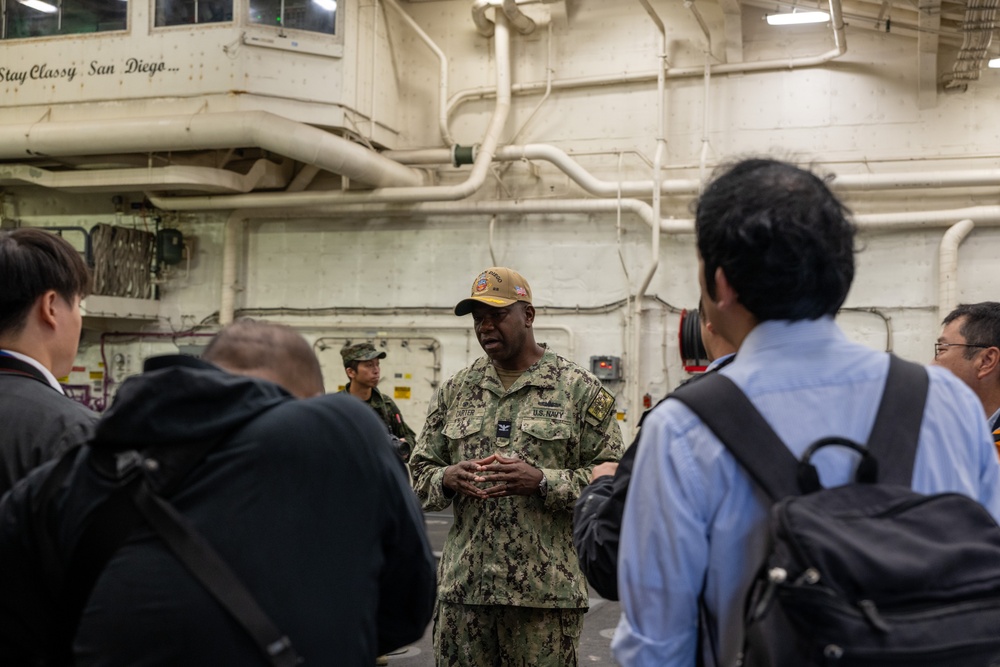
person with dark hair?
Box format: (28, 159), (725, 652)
(204, 317), (325, 398)
(933, 302), (1000, 451)
(338, 342), (417, 460)
(611, 158), (1000, 666)
(0, 319), (436, 665)
(0, 228), (97, 497)
(410, 266), (623, 667)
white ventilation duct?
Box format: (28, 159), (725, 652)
(150, 15), (515, 211)
(938, 219), (975, 323)
(0, 111), (424, 189)
(0, 160), (289, 193)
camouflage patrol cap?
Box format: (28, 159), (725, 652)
(340, 342), (387, 366)
(454, 267), (533, 316)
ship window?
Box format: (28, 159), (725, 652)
(249, 0), (336, 36)
(154, 0), (233, 26)
(3, 0), (127, 39)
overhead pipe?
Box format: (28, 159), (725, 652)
(382, 0), (455, 145)
(150, 157), (1000, 215)
(447, 0), (846, 134)
(370, 0), (381, 140)
(634, 0), (667, 433)
(0, 160), (289, 194)
(286, 165), (321, 193)
(220, 210), (245, 326)
(699, 52), (712, 188)
(151, 14), (514, 211)
(938, 218), (975, 323)
(507, 20), (554, 145)
(385, 144), (703, 196)
(472, 0), (536, 37)
(216, 200), (1000, 331)
(385, 144), (1000, 199)
(22, 138), (1000, 202)
(0, 111), (424, 189)
(856, 205), (1000, 230)
(683, 0), (713, 50)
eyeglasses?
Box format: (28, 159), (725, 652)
(934, 342), (990, 358)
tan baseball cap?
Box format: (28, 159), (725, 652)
(454, 267), (533, 316)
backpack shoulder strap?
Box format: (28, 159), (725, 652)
(865, 354), (929, 486)
(671, 372), (801, 502)
(131, 480), (302, 667)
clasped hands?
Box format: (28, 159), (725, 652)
(444, 453), (543, 500)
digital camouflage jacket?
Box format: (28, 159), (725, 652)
(340, 383), (418, 460)
(410, 348), (624, 609)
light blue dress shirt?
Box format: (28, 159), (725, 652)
(612, 317), (1000, 667)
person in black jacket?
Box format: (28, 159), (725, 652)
(0, 320), (436, 666)
(573, 308), (735, 600)
(0, 228), (97, 498)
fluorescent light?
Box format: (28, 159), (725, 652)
(18, 0), (58, 12)
(313, 0), (337, 10)
(989, 58), (1000, 68)
(766, 10), (830, 25)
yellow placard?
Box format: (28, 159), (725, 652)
(89, 371), (104, 380)
(394, 386), (411, 400)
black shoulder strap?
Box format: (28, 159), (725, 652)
(669, 354), (930, 501)
(47, 443), (302, 666)
(131, 482), (302, 667)
(671, 372), (800, 502)
(865, 354), (928, 486)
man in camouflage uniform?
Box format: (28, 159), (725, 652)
(410, 267), (624, 667)
(339, 342), (418, 461)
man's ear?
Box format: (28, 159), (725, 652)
(38, 290), (60, 330)
(978, 347), (1000, 380)
(345, 366), (356, 381)
(523, 304), (535, 327)
(713, 267), (739, 310)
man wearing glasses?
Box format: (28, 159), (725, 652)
(933, 302), (1000, 454)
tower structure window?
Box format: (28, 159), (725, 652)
(249, 0), (336, 36)
(154, 0), (233, 26)
(3, 0), (127, 39)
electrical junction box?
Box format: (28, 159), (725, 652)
(591, 356), (622, 381)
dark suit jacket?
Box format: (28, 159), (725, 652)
(573, 354), (735, 600)
(0, 355), (97, 498)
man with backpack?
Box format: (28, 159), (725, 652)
(0, 319), (436, 666)
(611, 158), (1000, 666)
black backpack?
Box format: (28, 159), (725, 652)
(671, 355), (1000, 666)
(34, 436), (303, 667)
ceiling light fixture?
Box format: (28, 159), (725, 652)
(766, 10), (830, 25)
(18, 0), (58, 12)
(313, 0), (337, 11)
(989, 58), (1000, 68)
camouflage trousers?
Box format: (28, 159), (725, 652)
(433, 600), (584, 667)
